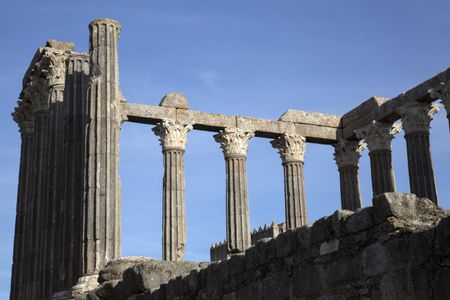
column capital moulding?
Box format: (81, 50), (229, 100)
(355, 120), (401, 152)
(333, 139), (366, 168)
(271, 134), (306, 163)
(397, 101), (440, 135)
(214, 127), (255, 157)
(429, 81), (450, 114)
(152, 119), (194, 151)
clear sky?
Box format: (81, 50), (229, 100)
(1, 0), (450, 297)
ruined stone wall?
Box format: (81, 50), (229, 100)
(89, 193), (450, 300)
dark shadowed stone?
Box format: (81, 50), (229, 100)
(362, 242), (387, 277)
(159, 93), (189, 109)
(380, 270), (415, 300)
(276, 230), (296, 258)
(291, 264), (324, 297)
(297, 225), (312, 250)
(434, 216), (450, 256)
(326, 256), (361, 286)
(229, 253), (246, 276)
(311, 216), (333, 245)
(262, 270), (289, 299)
(331, 210), (353, 237)
(345, 207), (374, 234)
(433, 269), (450, 300)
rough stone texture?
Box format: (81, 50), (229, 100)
(53, 258), (207, 300)
(159, 92), (189, 109)
(278, 109), (341, 127)
(73, 193), (449, 300)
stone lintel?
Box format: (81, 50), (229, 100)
(123, 103), (339, 144)
(341, 96), (389, 127)
(278, 109), (341, 128)
(343, 68), (449, 139)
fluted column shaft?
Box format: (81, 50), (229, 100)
(368, 149), (396, 195)
(41, 85), (65, 297)
(334, 139), (365, 211)
(356, 121), (401, 197)
(271, 134), (307, 229)
(10, 115), (34, 300)
(153, 120), (193, 261)
(85, 18), (122, 275)
(59, 54), (90, 289)
(399, 102), (439, 204)
(215, 128), (254, 253)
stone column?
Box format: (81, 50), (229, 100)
(11, 105), (34, 300)
(28, 83), (50, 300)
(85, 18), (122, 275)
(59, 53), (90, 290)
(214, 128), (254, 254)
(271, 134), (307, 229)
(153, 120), (193, 261)
(356, 121), (401, 196)
(333, 139), (365, 211)
(398, 102), (439, 204)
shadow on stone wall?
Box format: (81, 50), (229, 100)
(57, 192), (450, 300)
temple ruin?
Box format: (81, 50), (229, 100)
(9, 18), (450, 299)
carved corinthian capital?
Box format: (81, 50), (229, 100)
(333, 139), (366, 168)
(429, 82), (450, 115)
(271, 134), (306, 163)
(355, 120), (401, 152)
(152, 119), (193, 150)
(214, 127), (254, 157)
(397, 102), (440, 134)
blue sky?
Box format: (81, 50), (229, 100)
(1, 0), (450, 297)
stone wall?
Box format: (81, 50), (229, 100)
(71, 193), (450, 300)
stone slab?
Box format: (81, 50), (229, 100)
(279, 109), (341, 128)
(123, 103), (340, 144)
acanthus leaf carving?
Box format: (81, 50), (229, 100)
(333, 139), (366, 168)
(214, 127), (254, 157)
(271, 134), (306, 163)
(398, 101), (440, 134)
(152, 119), (193, 150)
(355, 120), (401, 152)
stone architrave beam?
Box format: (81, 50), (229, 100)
(343, 68), (450, 139)
(121, 103), (341, 144)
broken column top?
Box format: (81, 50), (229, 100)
(89, 18), (121, 29)
(159, 93), (189, 109)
